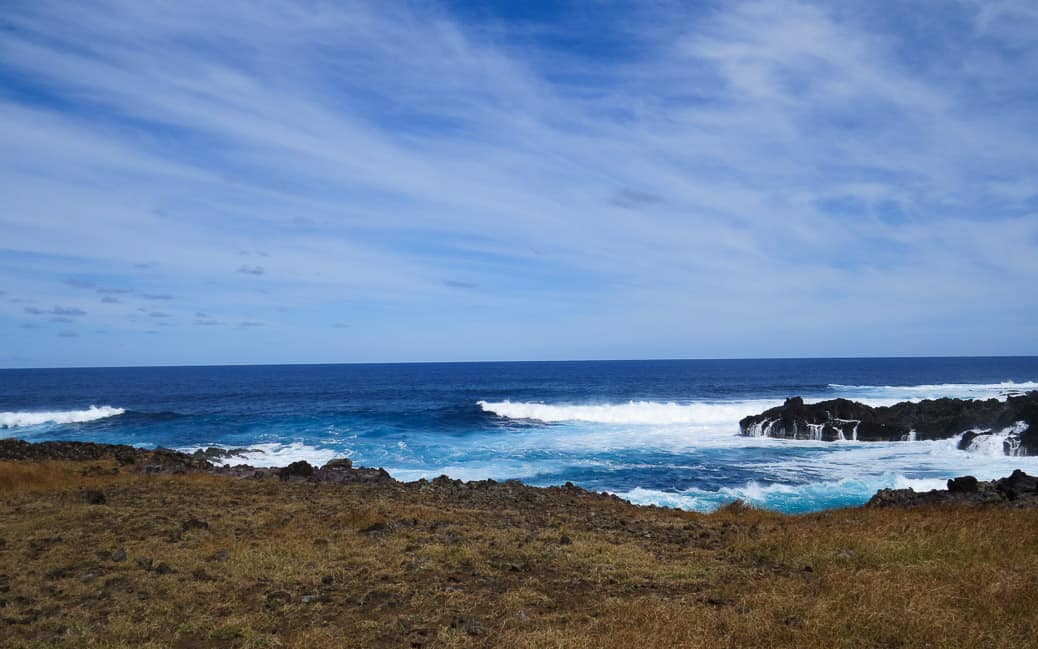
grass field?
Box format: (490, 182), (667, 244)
(2, 459), (1036, 648)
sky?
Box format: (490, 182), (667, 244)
(1, 0), (1037, 367)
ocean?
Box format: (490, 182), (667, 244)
(2, 357), (1038, 513)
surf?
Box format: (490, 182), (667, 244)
(0, 405), (126, 429)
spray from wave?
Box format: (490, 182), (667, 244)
(0, 406), (126, 428)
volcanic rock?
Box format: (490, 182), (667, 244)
(739, 391), (1038, 454)
(278, 461), (315, 481)
(867, 471), (1038, 508)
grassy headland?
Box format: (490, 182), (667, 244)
(1, 452), (1036, 648)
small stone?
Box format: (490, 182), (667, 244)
(181, 518), (209, 532)
(83, 490), (106, 505)
(206, 549), (229, 562)
(111, 548), (127, 562)
(79, 573), (96, 583)
(191, 568), (217, 582)
(154, 562), (175, 575)
(136, 557), (153, 571)
(450, 616), (485, 637)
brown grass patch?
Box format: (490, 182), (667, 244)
(1, 466), (1036, 648)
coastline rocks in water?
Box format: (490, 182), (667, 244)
(191, 446), (261, 461)
(867, 470), (1038, 508)
(272, 458), (390, 483)
(0, 439), (394, 484)
(738, 391), (1038, 455)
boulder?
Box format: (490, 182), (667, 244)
(322, 458), (353, 471)
(278, 461), (315, 481)
(947, 476), (978, 493)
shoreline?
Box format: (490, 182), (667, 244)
(3, 437), (1037, 512)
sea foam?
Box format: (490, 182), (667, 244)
(0, 405), (126, 428)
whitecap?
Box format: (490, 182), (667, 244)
(0, 405), (126, 428)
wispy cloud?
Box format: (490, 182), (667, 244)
(1, 0), (1036, 365)
(25, 306), (87, 317)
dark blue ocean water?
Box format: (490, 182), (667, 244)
(3, 357), (1038, 512)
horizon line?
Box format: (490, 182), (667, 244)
(2, 353), (1037, 372)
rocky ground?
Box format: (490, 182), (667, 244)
(1, 440), (1037, 648)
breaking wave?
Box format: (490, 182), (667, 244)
(0, 405), (126, 429)
(477, 399), (780, 426)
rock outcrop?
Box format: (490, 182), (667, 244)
(867, 470), (1038, 508)
(0, 438), (211, 471)
(738, 391), (1038, 455)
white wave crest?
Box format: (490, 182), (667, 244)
(0, 405), (126, 428)
(477, 399), (780, 426)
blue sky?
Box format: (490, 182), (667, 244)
(1, 0), (1036, 367)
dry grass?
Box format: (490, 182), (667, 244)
(0, 461), (95, 492)
(1, 461), (1036, 648)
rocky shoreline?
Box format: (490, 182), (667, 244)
(2, 438), (1036, 510)
(738, 390), (1038, 454)
(0, 438), (395, 484)
(868, 470), (1038, 508)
